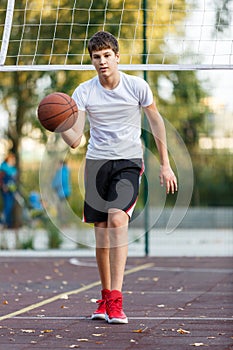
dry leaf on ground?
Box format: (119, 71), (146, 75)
(177, 328), (191, 334)
(41, 329), (53, 333)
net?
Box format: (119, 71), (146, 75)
(0, 0), (233, 71)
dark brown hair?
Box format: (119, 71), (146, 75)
(88, 31), (119, 57)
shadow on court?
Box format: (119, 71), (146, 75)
(0, 256), (232, 349)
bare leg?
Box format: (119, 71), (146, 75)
(94, 221), (111, 290)
(108, 209), (129, 291)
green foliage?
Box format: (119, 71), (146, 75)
(214, 0), (233, 33)
(20, 166), (40, 195)
(20, 150), (233, 213)
(148, 70), (210, 148)
(0, 0), (232, 213)
(19, 236), (34, 250)
(45, 219), (63, 249)
(191, 152), (233, 206)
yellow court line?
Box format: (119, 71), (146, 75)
(0, 262), (154, 322)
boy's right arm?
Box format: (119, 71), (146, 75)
(61, 110), (86, 148)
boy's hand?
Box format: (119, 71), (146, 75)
(159, 165), (178, 194)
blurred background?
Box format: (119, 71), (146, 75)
(0, 0), (232, 253)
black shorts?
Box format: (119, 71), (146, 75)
(83, 159), (143, 223)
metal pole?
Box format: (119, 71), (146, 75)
(142, 0), (150, 256)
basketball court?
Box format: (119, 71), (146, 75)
(0, 255), (232, 349)
(0, 0), (233, 349)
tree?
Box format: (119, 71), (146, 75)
(0, 0), (192, 157)
(214, 0), (233, 33)
(0, 0), (217, 214)
(153, 70), (210, 148)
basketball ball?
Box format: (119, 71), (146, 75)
(37, 92), (78, 132)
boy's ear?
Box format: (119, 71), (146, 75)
(116, 53), (120, 63)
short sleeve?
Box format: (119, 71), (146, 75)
(137, 78), (154, 107)
(72, 83), (88, 112)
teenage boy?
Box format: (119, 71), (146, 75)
(61, 31), (177, 324)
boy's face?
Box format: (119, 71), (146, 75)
(91, 49), (120, 78)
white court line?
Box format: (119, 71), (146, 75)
(129, 317), (233, 321)
(129, 291), (233, 296)
(12, 316), (233, 321)
(0, 262), (154, 321)
(69, 258), (233, 274)
(149, 266), (233, 274)
(1, 257), (232, 273)
(69, 258), (96, 267)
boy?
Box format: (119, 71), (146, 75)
(61, 31), (177, 324)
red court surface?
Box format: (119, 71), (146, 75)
(0, 256), (232, 349)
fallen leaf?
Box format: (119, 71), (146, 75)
(41, 329), (53, 333)
(177, 328), (190, 335)
(133, 329), (143, 333)
(2, 300), (8, 305)
(138, 277), (150, 281)
(44, 275), (52, 280)
(133, 327), (148, 333)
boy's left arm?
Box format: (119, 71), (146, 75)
(143, 102), (178, 194)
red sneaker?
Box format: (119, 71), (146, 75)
(91, 289), (110, 320)
(106, 290), (128, 324)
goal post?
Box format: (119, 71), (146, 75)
(0, 0), (233, 71)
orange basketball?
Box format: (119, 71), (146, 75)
(37, 92), (78, 132)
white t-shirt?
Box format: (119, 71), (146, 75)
(72, 71), (153, 160)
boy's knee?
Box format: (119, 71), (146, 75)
(108, 209), (128, 228)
